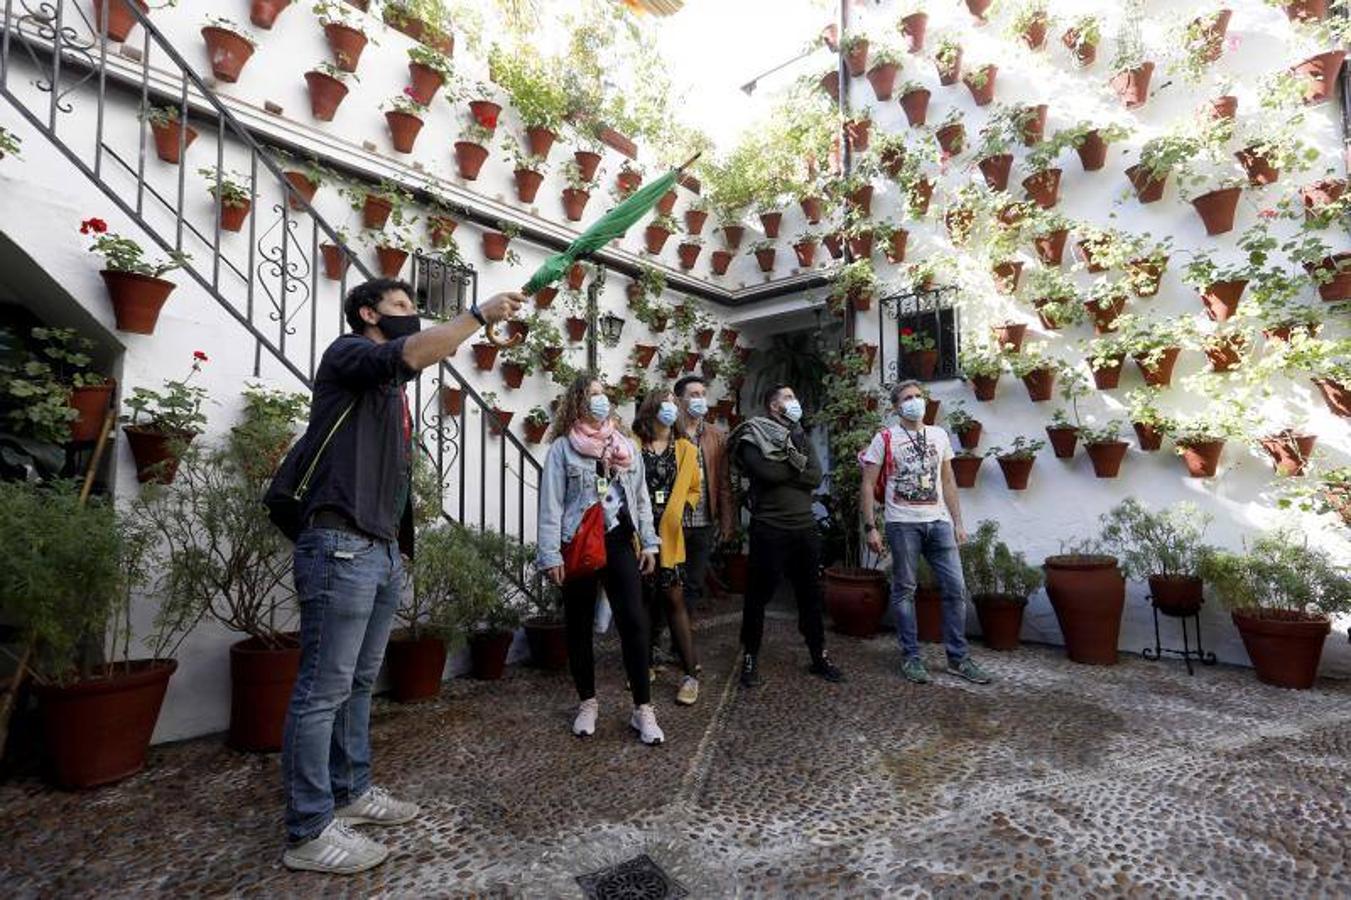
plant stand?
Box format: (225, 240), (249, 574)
(1141, 599), (1217, 676)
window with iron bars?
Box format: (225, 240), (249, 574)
(411, 250), (476, 320)
(881, 285), (961, 383)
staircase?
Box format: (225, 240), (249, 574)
(0, 0), (541, 590)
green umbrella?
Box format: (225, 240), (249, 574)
(485, 154), (701, 347)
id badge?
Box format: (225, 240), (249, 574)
(654, 489), (668, 505)
(595, 476), (610, 498)
(918, 473), (934, 492)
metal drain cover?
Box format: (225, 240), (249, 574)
(576, 854), (689, 900)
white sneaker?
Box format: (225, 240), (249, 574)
(573, 697), (599, 737)
(676, 676), (699, 706)
(283, 819), (389, 875)
(629, 703), (665, 746)
(335, 785), (419, 826)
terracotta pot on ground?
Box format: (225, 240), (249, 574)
(900, 88), (930, 127)
(361, 193), (392, 229)
(323, 22), (367, 72)
(1125, 164), (1167, 204)
(1109, 61), (1154, 109)
(955, 422), (982, 451)
(482, 231), (510, 261)
(963, 65), (998, 106)
(1291, 50), (1346, 104)
(1133, 422), (1164, 451)
(825, 567), (888, 637)
(1134, 348), (1182, 387)
(1046, 426), (1079, 459)
(906, 349), (939, 380)
(793, 240), (817, 268)
(454, 142), (490, 180)
(678, 242), (703, 270)
(1043, 556), (1125, 665)
(997, 456), (1035, 490)
(467, 630), (513, 680)
(561, 188), (590, 222)
(1075, 131), (1110, 171)
(1200, 279), (1247, 321)
(1092, 360), (1123, 390)
(971, 374), (999, 402)
(913, 587), (943, 642)
(320, 243), (348, 280)
(992, 322), (1026, 352)
(1085, 442), (1129, 478)
(951, 454), (983, 487)
(375, 246), (408, 278)
(644, 225), (672, 255)
(1033, 228), (1068, 265)
(885, 229), (909, 264)
(1191, 186), (1242, 235)
(150, 120), (198, 164)
(385, 635), (447, 702)
(94, 0), (149, 42)
(1261, 431), (1317, 476)
(974, 596), (1024, 650)
(978, 154), (1013, 191)
(200, 26), (254, 83)
(249, 0), (291, 28)
(1022, 367), (1057, 402)
(228, 636), (300, 751)
(36, 659), (176, 790)
(282, 171), (318, 211)
(900, 12), (928, 52)
(721, 224), (746, 251)
(711, 250), (733, 275)
(1023, 169), (1062, 208)
(1313, 378), (1351, 417)
(867, 62), (900, 100)
(1149, 575), (1203, 617)
(1232, 610), (1331, 689)
(101, 270), (175, 334)
(523, 619), (569, 670)
(1178, 440), (1225, 477)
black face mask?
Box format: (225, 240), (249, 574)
(375, 313), (421, 340)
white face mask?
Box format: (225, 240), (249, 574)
(686, 396), (708, 418)
(899, 397), (926, 422)
(657, 401), (679, 426)
(781, 399), (803, 423)
(588, 394), (610, 421)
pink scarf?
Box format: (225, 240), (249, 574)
(568, 418), (633, 472)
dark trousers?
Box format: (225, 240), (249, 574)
(681, 524), (716, 612)
(740, 520), (826, 659)
(562, 523), (650, 706)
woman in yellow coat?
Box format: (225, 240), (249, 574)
(633, 388), (703, 705)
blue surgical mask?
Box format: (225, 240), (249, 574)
(687, 397), (708, 418)
(588, 394), (611, 421)
(899, 397), (926, 422)
(781, 400), (803, 423)
(657, 401), (678, 426)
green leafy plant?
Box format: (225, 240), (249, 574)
(0, 327), (106, 444)
(1095, 498), (1213, 579)
(1199, 531), (1351, 617)
(987, 436), (1045, 459)
(1080, 419), (1125, 445)
(960, 519), (1044, 600)
(0, 125), (21, 159)
(122, 353), (209, 435)
(1126, 387), (1172, 429)
(959, 346), (1004, 378)
(80, 217), (187, 278)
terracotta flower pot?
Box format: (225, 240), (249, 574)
(1034, 228), (1068, 265)
(1235, 146), (1280, 186)
(453, 141), (490, 180)
(935, 123), (966, 157)
(754, 248), (776, 273)
(1085, 441), (1129, 478)
(696, 328), (715, 350)
(482, 231), (510, 261)
(909, 179), (935, 215)
(1261, 431), (1317, 476)
(1311, 253), (1351, 301)
(963, 65), (997, 106)
(913, 586), (944, 642)
(1075, 130), (1109, 171)
(561, 188), (590, 222)
(471, 342), (498, 371)
(200, 26), (254, 83)
(572, 149), (601, 182)
(68, 381), (116, 443)
(900, 87), (930, 127)
(678, 242), (703, 270)
(852, 290), (874, 313)
(758, 210), (783, 239)
(1291, 50), (1346, 104)
(684, 208), (710, 236)
(150, 119), (198, 164)
(976, 154), (1012, 192)
(974, 595), (1024, 650)
(35, 658), (176, 790)
(997, 456), (1035, 490)
(1109, 61), (1154, 109)
(101, 269), (175, 334)
(1092, 360), (1123, 390)
(440, 386), (463, 417)
(1134, 347), (1181, 387)
(645, 225), (673, 255)
(467, 630), (513, 680)
(1205, 94), (1238, 122)
(1133, 422), (1164, 451)
(797, 196), (823, 224)
(1149, 575), (1203, 617)
(523, 419), (548, 444)
(540, 347), (562, 371)
(375, 246), (408, 278)
(992, 261), (1022, 294)
(488, 409), (513, 437)
(1127, 258), (1166, 297)
(866, 62), (900, 101)
(282, 171), (318, 211)
(936, 47), (962, 86)
(322, 22), (367, 72)
(711, 250), (733, 275)
(1062, 29), (1098, 67)
(533, 287), (557, 309)
(1204, 336), (1245, 372)
(522, 618), (569, 670)
(971, 373), (999, 402)
(906, 349), (939, 380)
(94, 0), (149, 42)
(793, 240), (817, 268)
(1088, 295), (1127, 334)
(249, 0), (292, 28)
(820, 70), (840, 103)
(566, 263), (586, 291)
(900, 12), (928, 52)
(1284, 0), (1328, 21)
(361, 193), (392, 229)
(319, 243), (349, 280)
(385, 111), (424, 153)
(513, 168), (545, 203)
(386, 635), (447, 702)
(824, 567), (888, 637)
(951, 454), (982, 487)
(955, 422), (982, 451)
(721, 224), (746, 251)
(1124, 164), (1167, 204)
(847, 185), (874, 218)
(1043, 556), (1125, 665)
(848, 232), (874, 259)
(1200, 279), (1247, 322)
(1020, 14), (1049, 50)
(845, 39), (870, 77)
(1046, 426), (1079, 459)
(1313, 378), (1351, 417)
(1022, 169), (1062, 209)
(1178, 440), (1225, 477)
(468, 100), (501, 132)
(1020, 103), (1049, 145)
(1191, 186), (1242, 235)
(992, 322), (1026, 352)
(525, 126), (557, 159)
(616, 170), (643, 196)
(1022, 367), (1057, 402)
(845, 118), (872, 151)
(823, 232), (844, 260)
(428, 215), (458, 248)
(213, 196), (250, 233)
(1301, 178), (1346, 223)
(885, 230), (909, 264)
(228, 635), (300, 751)
(304, 70), (348, 121)
(501, 362), (526, 390)
(406, 62), (445, 104)
(565, 317), (587, 342)
(1232, 610), (1331, 689)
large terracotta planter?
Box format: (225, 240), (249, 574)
(1149, 575), (1203, 617)
(467, 630), (514, 680)
(101, 270), (176, 334)
(454, 142), (490, 180)
(150, 119), (197, 164)
(249, 0), (292, 28)
(1313, 378), (1351, 417)
(200, 27), (255, 83)
(323, 23), (368, 72)
(94, 0), (149, 42)
(1191, 187), (1242, 235)
(386, 635), (447, 702)
(385, 111), (424, 153)
(1291, 50), (1346, 104)
(1200, 279), (1246, 321)
(1023, 169), (1062, 208)
(973, 595), (1024, 650)
(825, 567), (888, 638)
(1232, 610), (1331, 689)
(35, 659), (176, 789)
(1260, 432), (1317, 476)
(1134, 347), (1182, 387)
(1178, 440), (1225, 477)
(997, 456), (1035, 490)
(1125, 164), (1167, 204)
(951, 454), (982, 487)
(304, 70), (349, 121)
(1109, 61), (1154, 109)
(524, 618), (569, 670)
(1043, 556), (1125, 665)
(900, 88), (930, 127)
(1085, 441), (1129, 478)
(228, 635), (300, 752)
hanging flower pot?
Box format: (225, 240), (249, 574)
(101, 270), (176, 334)
(910, 179), (935, 216)
(711, 250), (733, 275)
(1190, 186), (1242, 235)
(977, 154), (1012, 191)
(935, 122), (966, 157)
(797, 196), (823, 224)
(1022, 169), (1062, 208)
(845, 38), (870, 77)
(282, 171), (318, 211)
(360, 193), (392, 229)
(1310, 253), (1351, 300)
(566, 263), (586, 291)
(1197, 9), (1232, 62)
(684, 208), (710, 235)
(1178, 440), (1225, 478)
(992, 322), (1026, 352)
(1062, 28), (1098, 67)
(616, 169), (643, 196)
(427, 215), (458, 248)
(1019, 12), (1049, 49)
(996, 456), (1036, 490)
(123, 425), (195, 483)
(962, 65), (998, 106)
(249, 0), (291, 28)
(406, 63), (445, 104)
(823, 232), (844, 260)
(322, 22), (367, 72)
(385, 110), (424, 153)
(573, 150), (602, 183)
(677, 242), (703, 270)
(1043, 556), (1125, 664)
(848, 231), (874, 259)
(482, 230), (512, 261)
(1301, 177), (1346, 221)
(884, 229), (909, 264)
(1200, 279), (1247, 321)
(319, 243), (348, 280)
(1260, 431), (1317, 476)
(965, 0), (993, 21)
(453, 141), (490, 180)
(471, 342), (499, 371)
(721, 224), (746, 251)
(682, 351), (700, 373)
(488, 408), (513, 437)
(468, 100), (501, 133)
(866, 61), (900, 101)
(501, 362), (526, 390)
(1134, 347), (1182, 387)
(1092, 359), (1124, 390)
(644, 224), (673, 255)
(1046, 426), (1079, 459)
(560, 188), (590, 222)
(1133, 422), (1164, 451)
(1087, 296), (1127, 334)
(540, 346), (563, 372)
(1084, 441), (1128, 479)
(533, 286), (557, 309)
(1126, 257), (1166, 297)
(1235, 146), (1280, 186)
(375, 245), (408, 278)
(1075, 130), (1109, 171)
(793, 240), (818, 268)
(905, 349), (939, 380)
(1020, 103), (1048, 145)
(695, 328), (715, 351)
(850, 289), (873, 313)
(565, 317), (587, 342)
(94, 0), (149, 42)
(304, 70), (349, 121)
(507, 167), (545, 204)
(438, 385), (464, 417)
(753, 246), (777, 273)
(1109, 61), (1154, 109)
(149, 118), (198, 164)
(758, 210), (783, 238)
(900, 12), (928, 52)
(1204, 335), (1246, 372)
(1313, 377), (1351, 417)
(819, 70), (841, 103)
(1033, 227), (1068, 265)
(951, 454), (982, 487)
(954, 421), (982, 451)
(523, 126), (557, 160)
(992, 261), (1023, 295)
(1284, 0), (1329, 20)
(69, 379), (116, 442)
(924, 398), (940, 425)
(1206, 94), (1238, 121)
(719, 327), (740, 350)
(1021, 367), (1057, 401)
(1290, 50), (1346, 104)
(200, 25), (255, 83)
(899, 87), (930, 127)
(971, 373), (1000, 402)
(1124, 164), (1167, 204)
(936, 47), (963, 85)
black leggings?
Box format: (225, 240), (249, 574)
(563, 523), (651, 706)
(644, 571), (698, 677)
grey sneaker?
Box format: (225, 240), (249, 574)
(900, 657), (931, 684)
(947, 657), (993, 685)
(335, 785), (419, 826)
(283, 820), (388, 874)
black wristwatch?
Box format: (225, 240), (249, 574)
(469, 303), (488, 327)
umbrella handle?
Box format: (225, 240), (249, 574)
(484, 321), (524, 348)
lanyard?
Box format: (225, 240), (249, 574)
(898, 424), (927, 458)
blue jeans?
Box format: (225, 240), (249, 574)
(885, 520), (969, 663)
(282, 527), (402, 845)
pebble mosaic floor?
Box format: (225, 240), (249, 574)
(4, 601), (1351, 898)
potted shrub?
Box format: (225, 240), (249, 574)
(198, 166), (252, 232)
(82, 217), (188, 335)
(120, 353), (208, 484)
(960, 520), (1044, 650)
(314, 0), (370, 72)
(1126, 387), (1171, 451)
(1061, 14), (1101, 67)
(1201, 532), (1351, 689)
(200, 16), (256, 82)
(1042, 543), (1126, 665)
(989, 436), (1044, 490)
(1097, 498), (1214, 616)
(440, 525), (527, 680)
(1107, 9), (1154, 109)
(1081, 420), (1130, 478)
(140, 104), (197, 164)
(960, 346), (1004, 401)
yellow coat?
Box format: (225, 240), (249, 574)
(657, 438), (702, 569)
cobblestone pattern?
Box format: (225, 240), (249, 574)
(3, 606), (1350, 898)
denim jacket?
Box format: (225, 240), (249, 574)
(535, 435), (660, 570)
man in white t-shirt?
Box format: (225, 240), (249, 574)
(858, 380), (992, 686)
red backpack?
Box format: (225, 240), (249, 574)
(872, 428), (893, 503)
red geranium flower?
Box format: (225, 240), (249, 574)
(1258, 208), (1277, 220)
(80, 217), (108, 235)
(901, 327), (914, 336)
(474, 107), (498, 129)
(193, 350), (209, 362)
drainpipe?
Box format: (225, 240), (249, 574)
(586, 264), (606, 373)
(1340, 3), (1351, 172)
(838, 0), (855, 345)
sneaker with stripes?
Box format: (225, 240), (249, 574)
(282, 820), (389, 875)
(334, 785), (420, 826)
